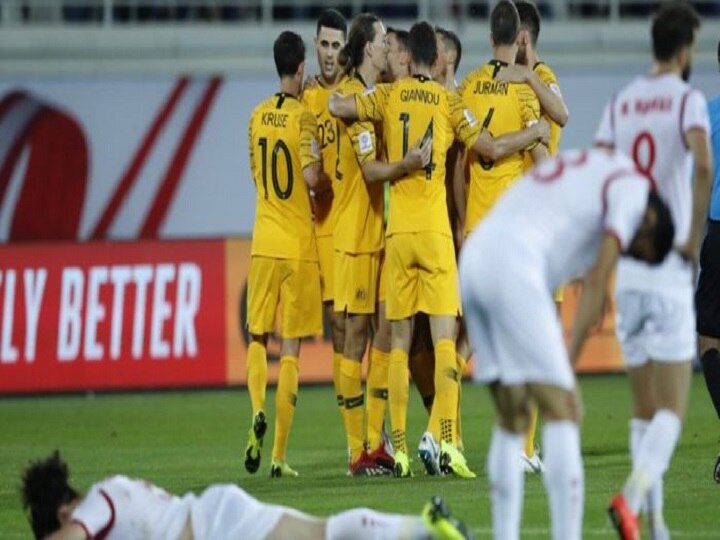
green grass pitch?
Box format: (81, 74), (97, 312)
(0, 374), (717, 538)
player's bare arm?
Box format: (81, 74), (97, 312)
(496, 65), (568, 127)
(568, 234), (620, 365)
(451, 147), (467, 232)
(328, 93), (358, 120)
(473, 117), (549, 162)
(530, 141), (550, 164)
(680, 127), (713, 262)
(361, 138), (431, 183)
(303, 162), (331, 190)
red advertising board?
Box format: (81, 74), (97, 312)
(0, 240), (226, 392)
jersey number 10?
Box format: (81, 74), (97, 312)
(258, 137), (294, 200)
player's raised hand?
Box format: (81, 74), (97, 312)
(494, 64), (531, 84)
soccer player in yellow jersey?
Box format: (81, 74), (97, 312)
(332, 14), (429, 476)
(330, 21), (547, 478)
(244, 31), (326, 479)
(383, 27), (410, 84)
(300, 7), (349, 450)
(496, 0), (570, 475)
(458, 0), (549, 239)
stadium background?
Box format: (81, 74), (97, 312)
(0, 0), (719, 394)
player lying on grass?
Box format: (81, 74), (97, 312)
(21, 451), (472, 540)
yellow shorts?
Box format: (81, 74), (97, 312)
(247, 256), (322, 338)
(554, 287), (564, 303)
(316, 234), (334, 302)
(333, 250), (380, 314)
(385, 232), (460, 320)
(377, 250), (387, 304)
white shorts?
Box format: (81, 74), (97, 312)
(615, 288), (696, 367)
(191, 485), (308, 540)
(459, 239), (575, 390)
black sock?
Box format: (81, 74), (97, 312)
(700, 348), (720, 419)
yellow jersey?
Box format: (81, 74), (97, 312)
(523, 61), (563, 171)
(355, 75), (480, 237)
(459, 60), (541, 234)
(248, 92), (320, 261)
(301, 78), (343, 237)
(333, 74), (384, 254)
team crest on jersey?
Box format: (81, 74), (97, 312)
(355, 288), (367, 301)
(358, 131), (374, 154)
(463, 109), (477, 126)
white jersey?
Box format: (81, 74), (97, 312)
(70, 475), (194, 540)
(466, 149), (650, 291)
(595, 73), (710, 290)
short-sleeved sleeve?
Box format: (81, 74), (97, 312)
(448, 91), (480, 147)
(602, 174), (650, 250)
(682, 89), (711, 139)
(517, 84), (541, 128)
(71, 485), (115, 538)
(299, 109), (321, 170)
(348, 120), (377, 166)
(536, 65), (562, 98)
(594, 99), (615, 147)
(355, 84), (390, 123)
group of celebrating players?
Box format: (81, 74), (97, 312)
(242, 1), (714, 539)
(16, 1), (720, 539)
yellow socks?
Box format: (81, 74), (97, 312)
(366, 347), (389, 451)
(433, 339), (458, 445)
(525, 404), (539, 457)
(340, 357), (365, 462)
(388, 348), (410, 454)
(272, 356), (298, 461)
(247, 341), (267, 414)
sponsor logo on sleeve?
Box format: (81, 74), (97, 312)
(358, 131), (374, 154)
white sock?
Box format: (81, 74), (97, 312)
(487, 426), (524, 540)
(542, 421), (584, 540)
(630, 418), (664, 519)
(629, 418), (649, 514)
(325, 509), (426, 540)
(623, 409), (681, 514)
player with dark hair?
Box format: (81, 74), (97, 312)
(332, 12), (429, 476)
(433, 27), (462, 91)
(20, 451), (472, 539)
(491, 0), (570, 474)
(330, 20), (547, 479)
(594, 3), (712, 538)
(460, 149), (675, 540)
(697, 39), (720, 486)
(301, 7), (350, 468)
(245, 30), (327, 479)
(383, 27), (410, 83)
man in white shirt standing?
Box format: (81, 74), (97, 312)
(594, 3), (713, 539)
(459, 148), (675, 540)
